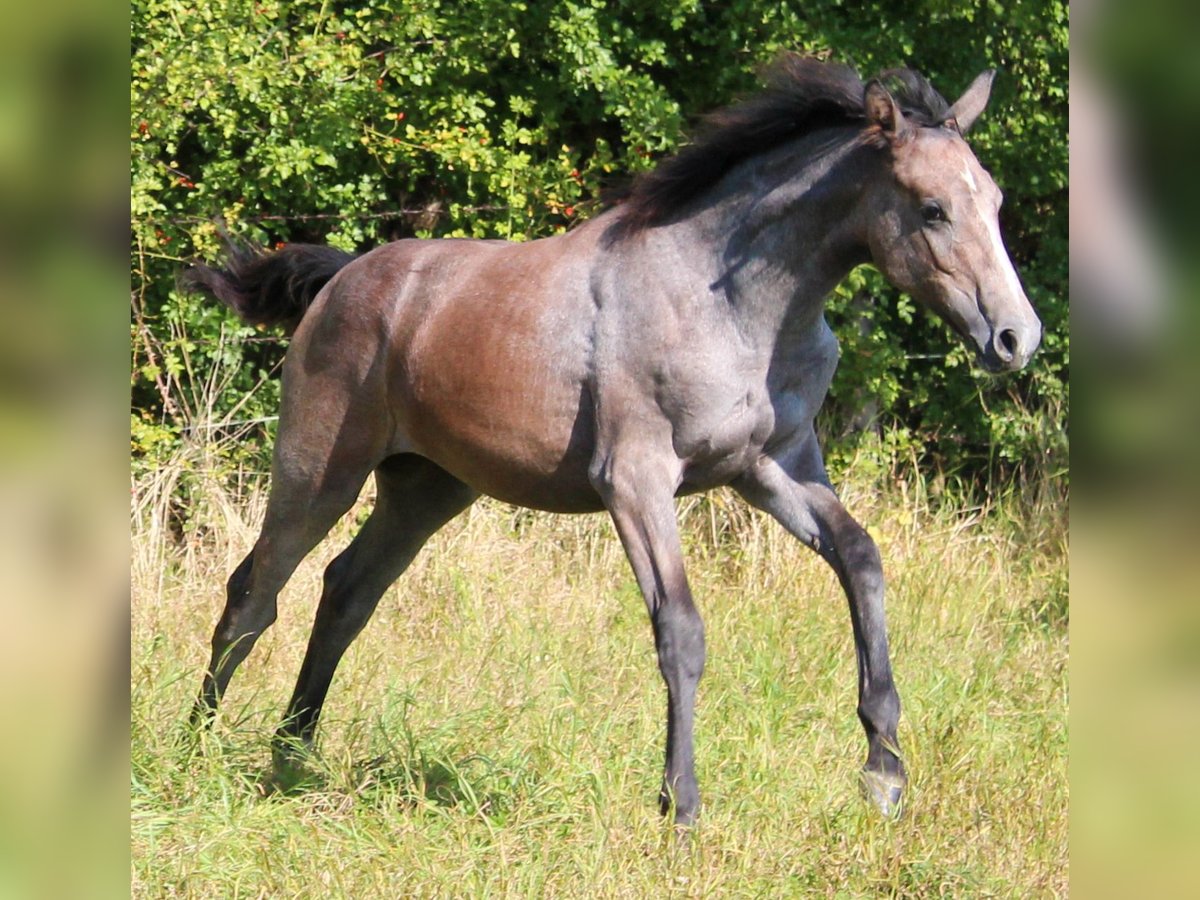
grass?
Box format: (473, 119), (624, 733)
(131, 455), (1067, 898)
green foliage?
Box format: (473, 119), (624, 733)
(131, 0), (1068, 485)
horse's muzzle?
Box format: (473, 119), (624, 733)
(981, 317), (1041, 372)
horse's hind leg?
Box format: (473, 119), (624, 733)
(735, 436), (906, 817)
(274, 455), (476, 759)
(190, 412), (381, 728)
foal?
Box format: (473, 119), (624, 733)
(185, 57), (1040, 825)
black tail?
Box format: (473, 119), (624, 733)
(181, 243), (359, 335)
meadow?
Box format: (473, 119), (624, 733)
(131, 452), (1066, 898)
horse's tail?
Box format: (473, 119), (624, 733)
(181, 243), (359, 335)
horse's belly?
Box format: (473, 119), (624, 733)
(398, 364), (602, 513)
(420, 417), (603, 514)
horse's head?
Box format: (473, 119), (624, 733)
(861, 71), (1041, 373)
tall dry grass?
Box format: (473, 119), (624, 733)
(132, 426), (1067, 896)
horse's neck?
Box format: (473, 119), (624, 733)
(676, 133), (872, 351)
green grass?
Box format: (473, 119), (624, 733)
(131, 467), (1067, 897)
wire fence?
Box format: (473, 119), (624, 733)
(133, 204), (518, 229)
(178, 416), (280, 433)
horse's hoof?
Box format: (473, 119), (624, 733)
(266, 753), (320, 795)
(860, 769), (905, 819)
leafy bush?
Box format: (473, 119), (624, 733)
(131, 0), (1067, 487)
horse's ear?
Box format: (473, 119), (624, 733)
(864, 80), (906, 136)
(946, 69), (996, 134)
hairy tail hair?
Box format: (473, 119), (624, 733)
(181, 243), (359, 335)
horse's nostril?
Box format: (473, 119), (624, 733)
(997, 328), (1018, 361)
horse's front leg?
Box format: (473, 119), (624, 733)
(734, 436), (906, 817)
(591, 449), (706, 827)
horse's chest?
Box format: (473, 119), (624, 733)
(667, 383), (780, 490)
(672, 335), (839, 488)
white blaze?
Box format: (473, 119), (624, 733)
(959, 154), (1025, 300)
(986, 212), (1025, 300)
(959, 163), (978, 194)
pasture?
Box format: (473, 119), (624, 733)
(131, 458), (1066, 897)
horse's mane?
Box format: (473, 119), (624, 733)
(609, 55), (952, 234)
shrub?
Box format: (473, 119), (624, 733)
(131, 0), (1067, 488)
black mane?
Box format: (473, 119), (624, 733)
(611, 55), (952, 233)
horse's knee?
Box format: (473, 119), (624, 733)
(837, 519), (880, 569)
(830, 521), (884, 596)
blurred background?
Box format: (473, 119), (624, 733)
(1072, 0), (1200, 896)
(0, 0), (127, 895)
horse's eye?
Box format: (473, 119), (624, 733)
(921, 201), (946, 225)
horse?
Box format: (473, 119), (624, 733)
(183, 56), (1041, 827)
